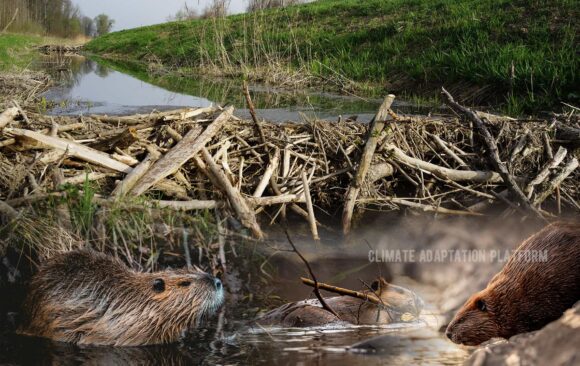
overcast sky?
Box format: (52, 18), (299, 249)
(73, 0), (250, 31)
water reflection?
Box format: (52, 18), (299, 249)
(37, 55), (385, 121)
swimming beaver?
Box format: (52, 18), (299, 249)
(256, 278), (424, 327)
(17, 250), (224, 346)
(446, 221), (580, 345)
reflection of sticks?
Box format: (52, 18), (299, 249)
(300, 277), (381, 305)
(284, 230), (339, 318)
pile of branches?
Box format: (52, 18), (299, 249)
(0, 71), (51, 109)
(0, 91), (578, 241)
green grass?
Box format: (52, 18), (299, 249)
(0, 33), (75, 71)
(85, 0), (578, 114)
(0, 33), (45, 70)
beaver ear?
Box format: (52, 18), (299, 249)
(152, 278), (165, 293)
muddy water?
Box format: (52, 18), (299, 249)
(35, 55), (435, 122)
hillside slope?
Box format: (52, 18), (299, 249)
(86, 0), (578, 113)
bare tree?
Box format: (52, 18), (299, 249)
(247, 0), (304, 12)
(201, 0), (230, 19)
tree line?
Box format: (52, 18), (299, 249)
(0, 0), (114, 38)
(169, 0), (305, 21)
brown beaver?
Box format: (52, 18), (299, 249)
(446, 221), (580, 345)
(256, 278), (424, 327)
(17, 250), (224, 346)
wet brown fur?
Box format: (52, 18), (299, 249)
(446, 221), (580, 345)
(17, 250), (224, 346)
(257, 278), (424, 327)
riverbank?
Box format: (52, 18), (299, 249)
(85, 0), (579, 115)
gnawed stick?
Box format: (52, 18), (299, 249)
(0, 107), (19, 129)
(441, 87), (544, 219)
(130, 106), (233, 196)
(200, 147), (264, 239)
(301, 171), (319, 240)
(284, 231), (339, 318)
(243, 81), (266, 144)
(342, 94), (395, 235)
(300, 277), (381, 305)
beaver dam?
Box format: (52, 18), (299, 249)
(0, 91), (579, 242)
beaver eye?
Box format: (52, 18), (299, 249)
(178, 281), (191, 287)
(476, 299), (487, 312)
(152, 278), (165, 293)
(371, 280), (379, 291)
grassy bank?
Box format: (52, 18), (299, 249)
(86, 0), (578, 114)
(0, 33), (46, 70)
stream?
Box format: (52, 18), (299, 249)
(0, 54), (476, 365)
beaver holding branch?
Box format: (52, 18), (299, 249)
(446, 221), (580, 345)
(18, 250), (224, 346)
(256, 278), (424, 327)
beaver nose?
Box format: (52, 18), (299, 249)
(445, 330), (453, 340)
(214, 278), (222, 291)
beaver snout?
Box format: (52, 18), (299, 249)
(201, 273), (223, 291)
(445, 329), (453, 340)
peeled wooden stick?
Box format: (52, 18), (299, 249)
(253, 148), (280, 197)
(525, 146), (567, 197)
(200, 147), (264, 239)
(300, 277), (381, 305)
(343, 94), (395, 235)
(130, 106), (233, 196)
(383, 143), (503, 183)
(112, 153), (159, 197)
(533, 158), (578, 207)
(441, 87), (543, 219)
(4, 128), (132, 173)
(302, 171), (319, 240)
(0, 107), (19, 129)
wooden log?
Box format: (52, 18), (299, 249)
(533, 158), (578, 207)
(247, 194), (305, 206)
(302, 171), (319, 240)
(367, 163), (395, 183)
(441, 87), (543, 219)
(4, 128), (132, 173)
(0, 107), (19, 129)
(129, 106), (233, 196)
(429, 133), (468, 168)
(253, 148), (280, 197)
(0, 122), (85, 148)
(161, 106), (214, 121)
(200, 147), (264, 239)
(358, 197), (484, 216)
(383, 143), (503, 183)
(342, 94), (395, 235)
(111, 153), (158, 197)
(61, 172), (115, 185)
(525, 146), (568, 197)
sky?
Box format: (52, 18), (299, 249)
(73, 0), (249, 31)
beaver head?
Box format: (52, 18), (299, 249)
(446, 222), (580, 346)
(445, 284), (504, 345)
(18, 250), (225, 346)
(321, 277), (423, 325)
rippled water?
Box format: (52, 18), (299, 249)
(0, 267), (471, 365)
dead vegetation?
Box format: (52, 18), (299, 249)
(0, 91), (578, 250)
(0, 70), (50, 109)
